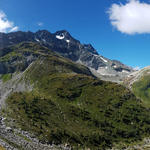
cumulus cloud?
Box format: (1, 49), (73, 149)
(108, 0), (150, 34)
(0, 11), (19, 33)
(37, 22), (43, 26)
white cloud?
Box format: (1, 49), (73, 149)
(108, 0), (150, 34)
(37, 22), (43, 26)
(0, 11), (19, 33)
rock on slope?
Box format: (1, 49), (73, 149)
(0, 30), (134, 82)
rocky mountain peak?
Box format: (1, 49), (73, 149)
(0, 29), (134, 82)
(55, 30), (70, 37)
(54, 30), (80, 44)
(83, 44), (98, 55)
(35, 30), (52, 37)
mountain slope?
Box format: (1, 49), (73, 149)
(0, 42), (99, 150)
(0, 42), (92, 75)
(0, 41), (93, 108)
(0, 30), (134, 82)
(124, 66), (150, 107)
(0, 43), (149, 149)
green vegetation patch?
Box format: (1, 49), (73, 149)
(6, 73), (150, 149)
(0, 42), (92, 76)
(3, 42), (150, 149)
(132, 75), (150, 107)
(0, 74), (12, 82)
(0, 51), (22, 62)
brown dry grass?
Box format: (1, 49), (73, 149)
(0, 145), (5, 150)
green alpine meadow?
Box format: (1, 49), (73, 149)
(0, 41), (149, 149)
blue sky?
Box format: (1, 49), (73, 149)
(0, 0), (150, 68)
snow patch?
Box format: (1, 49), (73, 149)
(100, 57), (108, 63)
(35, 38), (40, 42)
(99, 66), (105, 69)
(122, 70), (129, 73)
(66, 39), (70, 43)
(93, 54), (99, 57)
(42, 39), (46, 42)
(56, 34), (65, 40)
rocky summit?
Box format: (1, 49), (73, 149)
(0, 30), (134, 82)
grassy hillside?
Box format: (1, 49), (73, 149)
(0, 42), (93, 77)
(4, 53), (150, 149)
(132, 71), (150, 107)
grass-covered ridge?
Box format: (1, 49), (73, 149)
(5, 53), (150, 149)
(132, 73), (150, 107)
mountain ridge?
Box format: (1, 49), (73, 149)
(0, 30), (134, 82)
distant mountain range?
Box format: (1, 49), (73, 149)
(0, 30), (134, 82)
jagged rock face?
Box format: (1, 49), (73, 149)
(0, 30), (134, 82)
(0, 31), (34, 49)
